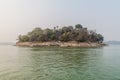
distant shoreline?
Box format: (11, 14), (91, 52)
(16, 41), (107, 47)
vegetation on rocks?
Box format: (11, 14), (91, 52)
(18, 24), (104, 43)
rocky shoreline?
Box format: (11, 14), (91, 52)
(16, 42), (106, 47)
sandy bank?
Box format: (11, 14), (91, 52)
(16, 42), (106, 47)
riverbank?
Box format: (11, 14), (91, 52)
(16, 41), (107, 47)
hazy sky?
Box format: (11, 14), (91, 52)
(0, 0), (120, 42)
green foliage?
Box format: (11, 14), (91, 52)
(75, 24), (83, 29)
(18, 24), (104, 43)
(18, 35), (29, 42)
(76, 34), (85, 42)
(44, 28), (54, 40)
(28, 27), (43, 42)
(59, 32), (74, 42)
(59, 33), (69, 42)
(97, 34), (104, 43)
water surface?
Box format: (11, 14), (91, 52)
(0, 44), (120, 80)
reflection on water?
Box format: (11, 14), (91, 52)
(0, 45), (120, 80)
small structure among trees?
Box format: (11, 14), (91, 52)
(18, 24), (104, 43)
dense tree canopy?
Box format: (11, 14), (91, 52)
(18, 24), (104, 43)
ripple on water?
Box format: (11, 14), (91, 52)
(0, 45), (120, 80)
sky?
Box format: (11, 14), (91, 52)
(0, 0), (120, 42)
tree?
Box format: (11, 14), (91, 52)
(97, 34), (104, 43)
(18, 24), (104, 43)
(62, 27), (68, 33)
(75, 24), (83, 29)
(28, 27), (43, 42)
(18, 35), (29, 42)
(59, 32), (69, 42)
(76, 34), (85, 42)
(68, 26), (73, 32)
(43, 28), (54, 41)
(67, 32), (74, 41)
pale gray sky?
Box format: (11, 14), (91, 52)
(0, 0), (120, 42)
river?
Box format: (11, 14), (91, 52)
(0, 44), (120, 80)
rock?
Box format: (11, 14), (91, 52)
(16, 42), (106, 47)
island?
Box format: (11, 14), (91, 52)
(105, 41), (120, 45)
(16, 24), (105, 47)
